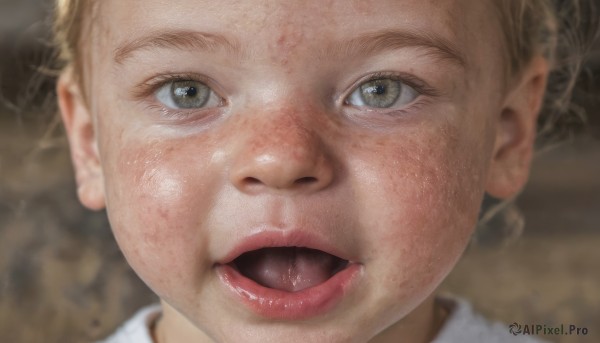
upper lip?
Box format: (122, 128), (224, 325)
(216, 229), (356, 265)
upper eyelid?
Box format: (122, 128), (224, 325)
(131, 73), (222, 100)
(355, 72), (436, 95)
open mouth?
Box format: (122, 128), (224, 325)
(215, 232), (363, 319)
(229, 247), (349, 292)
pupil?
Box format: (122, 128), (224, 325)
(185, 87), (197, 97)
(174, 86), (198, 98)
(374, 85), (386, 95)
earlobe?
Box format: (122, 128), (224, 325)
(485, 56), (549, 199)
(57, 69), (106, 210)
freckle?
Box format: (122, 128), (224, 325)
(158, 208), (169, 220)
(277, 34), (287, 47)
(270, 24), (306, 68)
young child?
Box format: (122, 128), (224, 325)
(52, 0), (596, 342)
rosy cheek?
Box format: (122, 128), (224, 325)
(355, 124), (487, 291)
(103, 138), (217, 292)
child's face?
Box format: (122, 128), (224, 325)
(60, 0), (545, 341)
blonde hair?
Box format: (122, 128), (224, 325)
(53, 0), (96, 89)
(494, 0), (598, 146)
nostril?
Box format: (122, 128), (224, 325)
(295, 176), (317, 185)
(241, 176), (318, 191)
(244, 177), (262, 185)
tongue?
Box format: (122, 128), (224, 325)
(235, 247), (341, 292)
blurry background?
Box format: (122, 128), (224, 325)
(0, 1), (598, 342)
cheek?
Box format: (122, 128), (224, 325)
(352, 123), (488, 294)
(100, 136), (219, 294)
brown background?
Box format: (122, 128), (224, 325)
(0, 1), (599, 342)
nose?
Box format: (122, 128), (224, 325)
(229, 110), (335, 195)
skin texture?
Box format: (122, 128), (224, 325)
(57, 0), (549, 342)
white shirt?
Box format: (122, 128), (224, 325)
(99, 304), (161, 343)
(431, 298), (547, 343)
(99, 298), (548, 343)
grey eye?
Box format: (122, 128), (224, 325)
(347, 78), (418, 109)
(156, 80), (219, 109)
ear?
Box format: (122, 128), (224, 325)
(57, 69), (106, 210)
(485, 56), (549, 199)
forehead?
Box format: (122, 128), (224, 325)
(98, 0), (463, 31)
(93, 0), (497, 61)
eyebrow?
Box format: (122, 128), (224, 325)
(114, 28), (466, 68)
(321, 29), (466, 68)
(114, 30), (242, 63)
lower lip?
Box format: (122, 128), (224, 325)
(215, 263), (362, 320)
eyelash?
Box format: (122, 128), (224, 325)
(133, 72), (224, 120)
(345, 71), (438, 100)
(133, 71), (439, 119)
(134, 73), (219, 100)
